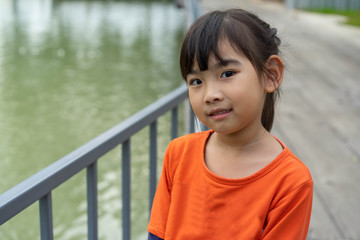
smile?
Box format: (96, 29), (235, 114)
(210, 109), (231, 116)
(209, 109), (232, 120)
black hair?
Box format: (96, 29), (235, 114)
(180, 9), (282, 131)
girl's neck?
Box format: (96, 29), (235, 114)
(205, 125), (283, 179)
(211, 124), (270, 153)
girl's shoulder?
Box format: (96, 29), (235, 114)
(269, 140), (313, 194)
(163, 131), (212, 185)
(282, 149), (312, 183)
(272, 137), (310, 174)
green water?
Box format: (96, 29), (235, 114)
(0, 0), (185, 239)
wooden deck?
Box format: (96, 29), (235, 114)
(199, 1), (360, 239)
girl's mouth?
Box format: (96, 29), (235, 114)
(210, 109), (231, 116)
(209, 109), (232, 120)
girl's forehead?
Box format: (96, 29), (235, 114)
(217, 39), (245, 57)
(191, 41), (246, 70)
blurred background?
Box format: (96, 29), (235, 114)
(0, 0), (184, 239)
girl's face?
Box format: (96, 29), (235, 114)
(186, 40), (267, 136)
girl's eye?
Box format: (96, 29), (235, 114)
(189, 79), (202, 86)
(221, 71), (235, 78)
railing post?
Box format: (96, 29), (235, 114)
(39, 192), (54, 240)
(87, 161), (98, 240)
(189, 105), (195, 133)
(171, 107), (178, 139)
(122, 139), (131, 240)
(149, 121), (158, 213)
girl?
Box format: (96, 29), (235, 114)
(148, 9), (313, 240)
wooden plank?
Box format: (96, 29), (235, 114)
(286, 36), (360, 159)
(307, 188), (343, 240)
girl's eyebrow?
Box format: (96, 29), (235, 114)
(215, 58), (241, 68)
(188, 58), (241, 75)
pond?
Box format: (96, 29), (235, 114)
(0, 0), (185, 239)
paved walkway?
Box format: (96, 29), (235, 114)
(198, 1), (360, 239)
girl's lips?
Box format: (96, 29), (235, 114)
(209, 109), (232, 120)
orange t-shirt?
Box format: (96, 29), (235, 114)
(148, 130), (313, 240)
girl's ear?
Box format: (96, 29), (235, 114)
(264, 55), (284, 93)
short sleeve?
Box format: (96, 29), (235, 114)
(262, 179), (313, 240)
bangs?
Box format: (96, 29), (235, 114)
(180, 11), (225, 79)
(180, 9), (268, 79)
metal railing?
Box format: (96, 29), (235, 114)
(0, 1), (203, 239)
(0, 84), (195, 240)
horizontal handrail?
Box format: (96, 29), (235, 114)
(0, 83), (188, 225)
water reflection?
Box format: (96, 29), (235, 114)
(0, 0), (184, 239)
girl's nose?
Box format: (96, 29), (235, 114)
(204, 83), (223, 103)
